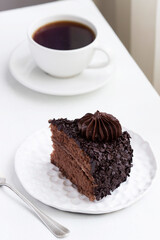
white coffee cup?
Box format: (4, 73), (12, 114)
(28, 15), (110, 78)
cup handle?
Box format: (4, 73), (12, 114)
(87, 47), (110, 68)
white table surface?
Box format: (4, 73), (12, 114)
(0, 0), (160, 239)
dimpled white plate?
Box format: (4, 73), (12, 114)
(15, 128), (157, 214)
(9, 41), (114, 96)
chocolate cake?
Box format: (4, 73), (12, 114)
(49, 111), (133, 201)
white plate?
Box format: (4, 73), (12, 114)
(9, 41), (114, 96)
(15, 128), (157, 214)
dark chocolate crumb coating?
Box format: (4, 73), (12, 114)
(49, 117), (133, 201)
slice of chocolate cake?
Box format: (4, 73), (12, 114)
(49, 111), (133, 201)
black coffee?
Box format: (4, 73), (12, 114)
(32, 21), (95, 50)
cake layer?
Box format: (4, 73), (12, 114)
(51, 142), (95, 201)
(50, 124), (93, 182)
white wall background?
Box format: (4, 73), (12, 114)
(94, 0), (160, 95)
(153, 0), (160, 94)
(0, 0), (54, 11)
(130, 0), (156, 83)
(93, 0), (131, 50)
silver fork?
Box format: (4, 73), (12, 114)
(0, 177), (70, 238)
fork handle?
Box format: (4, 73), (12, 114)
(4, 183), (69, 238)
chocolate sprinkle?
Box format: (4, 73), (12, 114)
(49, 117), (133, 201)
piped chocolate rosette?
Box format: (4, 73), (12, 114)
(78, 110), (122, 142)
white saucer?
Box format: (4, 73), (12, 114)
(9, 41), (114, 96)
(15, 127), (157, 214)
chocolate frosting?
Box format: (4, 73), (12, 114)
(78, 111), (122, 142)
